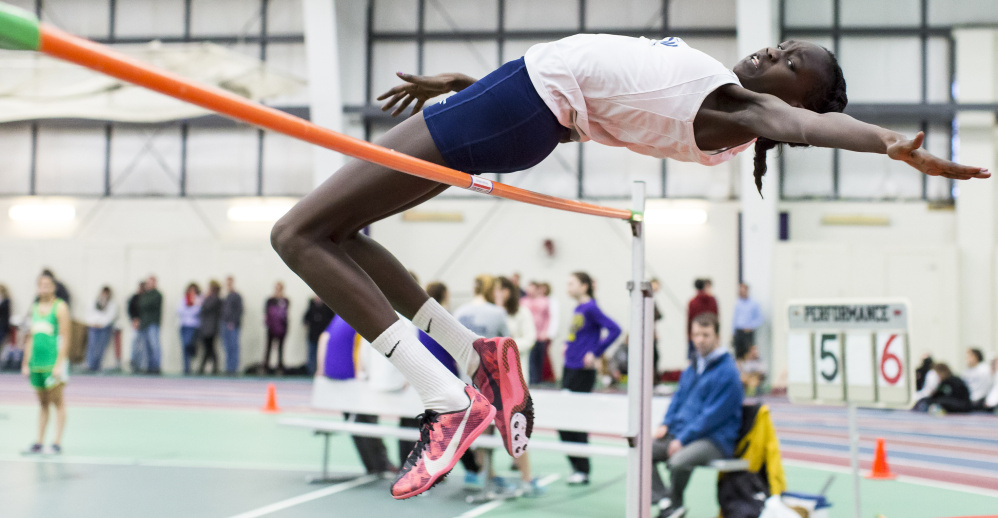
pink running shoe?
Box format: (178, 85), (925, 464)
(391, 386), (495, 500)
(472, 337), (534, 458)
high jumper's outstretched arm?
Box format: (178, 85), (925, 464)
(735, 91), (990, 180)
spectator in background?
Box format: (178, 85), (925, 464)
(40, 268), (71, 307)
(687, 279), (718, 363)
(454, 274), (509, 489)
(736, 344), (767, 397)
(493, 276), (544, 497)
(510, 272), (526, 298)
(561, 271), (622, 486)
(732, 283), (763, 359)
(915, 363), (972, 414)
(127, 281), (146, 372)
(176, 283), (202, 375)
(653, 312), (743, 518)
(263, 282), (290, 375)
(317, 314), (396, 475)
(221, 276), (243, 375)
(963, 348), (991, 409)
(0, 284), (11, 349)
(984, 359), (998, 413)
(495, 276), (536, 371)
(541, 282), (559, 383)
(303, 294), (335, 376)
(198, 280), (222, 375)
(522, 281), (551, 385)
(137, 275), (163, 374)
(84, 286), (117, 372)
(455, 275), (509, 339)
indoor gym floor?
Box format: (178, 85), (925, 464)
(0, 375), (996, 518)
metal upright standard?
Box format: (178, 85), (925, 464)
(626, 182), (653, 518)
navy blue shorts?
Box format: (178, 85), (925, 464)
(423, 57), (568, 175)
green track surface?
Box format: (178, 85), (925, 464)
(0, 404), (995, 517)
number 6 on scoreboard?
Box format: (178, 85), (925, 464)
(876, 332), (910, 404)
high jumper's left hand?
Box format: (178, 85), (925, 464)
(888, 132), (990, 180)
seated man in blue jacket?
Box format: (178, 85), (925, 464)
(654, 312), (743, 518)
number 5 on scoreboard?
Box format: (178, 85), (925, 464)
(814, 332), (844, 401)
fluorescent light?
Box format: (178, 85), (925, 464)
(644, 208), (708, 225)
(9, 203), (76, 222)
(227, 204), (293, 222)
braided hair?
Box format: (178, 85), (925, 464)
(752, 47), (848, 197)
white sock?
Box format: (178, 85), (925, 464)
(412, 298), (482, 376)
(369, 319), (469, 413)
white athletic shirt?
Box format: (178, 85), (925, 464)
(524, 34), (754, 166)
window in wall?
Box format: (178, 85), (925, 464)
(505, 0), (578, 31)
(0, 123), (33, 194)
(115, 0), (186, 39)
(373, 0), (418, 32)
(267, 0), (305, 34)
(184, 126), (259, 196)
(928, 0), (998, 26)
(110, 125), (183, 196)
(669, 0), (737, 28)
(42, 0), (111, 39)
(840, 0), (920, 27)
(262, 131), (313, 195)
(425, 0), (498, 32)
(583, 144), (663, 198)
(784, 0), (833, 27)
(190, 0), (262, 37)
(839, 124), (923, 199)
(839, 37), (922, 103)
(585, 0), (663, 31)
(782, 146), (835, 199)
(35, 125), (106, 195)
(501, 143), (581, 201)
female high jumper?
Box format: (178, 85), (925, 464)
(269, 34), (988, 499)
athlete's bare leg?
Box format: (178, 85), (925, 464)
(271, 112), (446, 341)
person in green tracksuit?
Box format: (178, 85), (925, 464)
(20, 271), (71, 455)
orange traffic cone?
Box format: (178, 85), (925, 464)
(261, 383), (280, 413)
(866, 438), (896, 479)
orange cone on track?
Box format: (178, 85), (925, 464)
(261, 383), (280, 413)
(866, 438), (896, 479)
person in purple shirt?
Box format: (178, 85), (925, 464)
(560, 271), (621, 485)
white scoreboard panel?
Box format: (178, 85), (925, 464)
(787, 300), (912, 407)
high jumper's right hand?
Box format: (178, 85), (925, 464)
(377, 72), (455, 117)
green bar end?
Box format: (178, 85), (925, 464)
(0, 3), (40, 51)
(630, 211), (644, 223)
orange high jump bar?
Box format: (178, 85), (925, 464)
(0, 5), (635, 222)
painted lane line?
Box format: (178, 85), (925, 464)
(226, 475), (378, 518)
(0, 454), (361, 474)
(454, 473), (562, 518)
(783, 459), (998, 499)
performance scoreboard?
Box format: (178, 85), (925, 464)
(787, 299), (912, 407)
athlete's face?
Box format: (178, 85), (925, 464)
(37, 276), (55, 299)
(733, 40), (831, 108)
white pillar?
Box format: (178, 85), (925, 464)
(737, 0), (779, 364)
(954, 29), (998, 358)
(303, 0), (345, 188)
